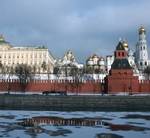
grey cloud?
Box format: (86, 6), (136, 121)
(0, 0), (150, 62)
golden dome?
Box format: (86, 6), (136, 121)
(139, 26), (146, 34)
(122, 41), (128, 48)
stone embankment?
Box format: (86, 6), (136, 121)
(0, 94), (150, 111)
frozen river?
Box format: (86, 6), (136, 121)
(0, 110), (150, 138)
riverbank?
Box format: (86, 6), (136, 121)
(0, 94), (150, 111)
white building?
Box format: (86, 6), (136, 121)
(0, 35), (55, 74)
(106, 55), (114, 73)
(54, 50), (83, 78)
(135, 26), (150, 71)
(86, 54), (106, 73)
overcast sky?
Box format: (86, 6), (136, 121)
(0, 0), (150, 62)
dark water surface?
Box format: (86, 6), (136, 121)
(0, 110), (150, 138)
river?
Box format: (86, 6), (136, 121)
(0, 110), (150, 138)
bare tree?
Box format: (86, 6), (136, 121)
(7, 66), (15, 94)
(15, 64), (33, 92)
(70, 65), (84, 94)
(41, 61), (47, 73)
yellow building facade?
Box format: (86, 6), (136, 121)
(0, 35), (55, 73)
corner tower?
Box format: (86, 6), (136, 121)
(135, 26), (149, 71)
(105, 41), (139, 93)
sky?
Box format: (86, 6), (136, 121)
(0, 0), (150, 62)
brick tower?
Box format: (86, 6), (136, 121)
(105, 41), (139, 94)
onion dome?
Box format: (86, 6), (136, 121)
(92, 54), (99, 59)
(98, 57), (105, 65)
(0, 35), (10, 47)
(0, 35), (6, 43)
(86, 56), (93, 65)
(139, 26), (146, 34)
(122, 41), (128, 49)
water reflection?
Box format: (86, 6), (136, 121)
(18, 116), (104, 127)
(0, 115), (16, 119)
(0, 111), (150, 138)
(121, 114), (150, 120)
(18, 115), (150, 131)
(96, 133), (123, 138)
(25, 127), (72, 137)
(106, 123), (150, 131)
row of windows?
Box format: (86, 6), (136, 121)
(117, 52), (125, 57)
(0, 55), (46, 59)
(0, 61), (44, 65)
(140, 62), (147, 66)
(141, 46), (146, 50)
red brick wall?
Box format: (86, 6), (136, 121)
(0, 79), (150, 94)
(106, 69), (140, 93)
(0, 80), (102, 94)
(139, 80), (150, 92)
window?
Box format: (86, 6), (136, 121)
(140, 62), (143, 66)
(145, 62), (147, 66)
(122, 52), (124, 56)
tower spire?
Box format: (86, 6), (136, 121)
(135, 26), (149, 71)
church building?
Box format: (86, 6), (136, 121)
(135, 26), (150, 71)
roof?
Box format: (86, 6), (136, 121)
(111, 58), (132, 69)
(116, 41), (125, 50)
(0, 35), (10, 45)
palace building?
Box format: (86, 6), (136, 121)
(0, 35), (55, 73)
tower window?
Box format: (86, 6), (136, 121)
(145, 62), (147, 66)
(143, 46), (145, 50)
(141, 47), (142, 50)
(140, 62), (143, 66)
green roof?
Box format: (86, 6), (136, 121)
(111, 58), (132, 69)
(0, 35), (8, 44)
(116, 41), (125, 50)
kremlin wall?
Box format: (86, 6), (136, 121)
(0, 26), (150, 94)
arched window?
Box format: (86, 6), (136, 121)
(145, 62), (147, 66)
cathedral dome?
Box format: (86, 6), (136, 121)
(139, 26), (146, 34)
(122, 41), (128, 48)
